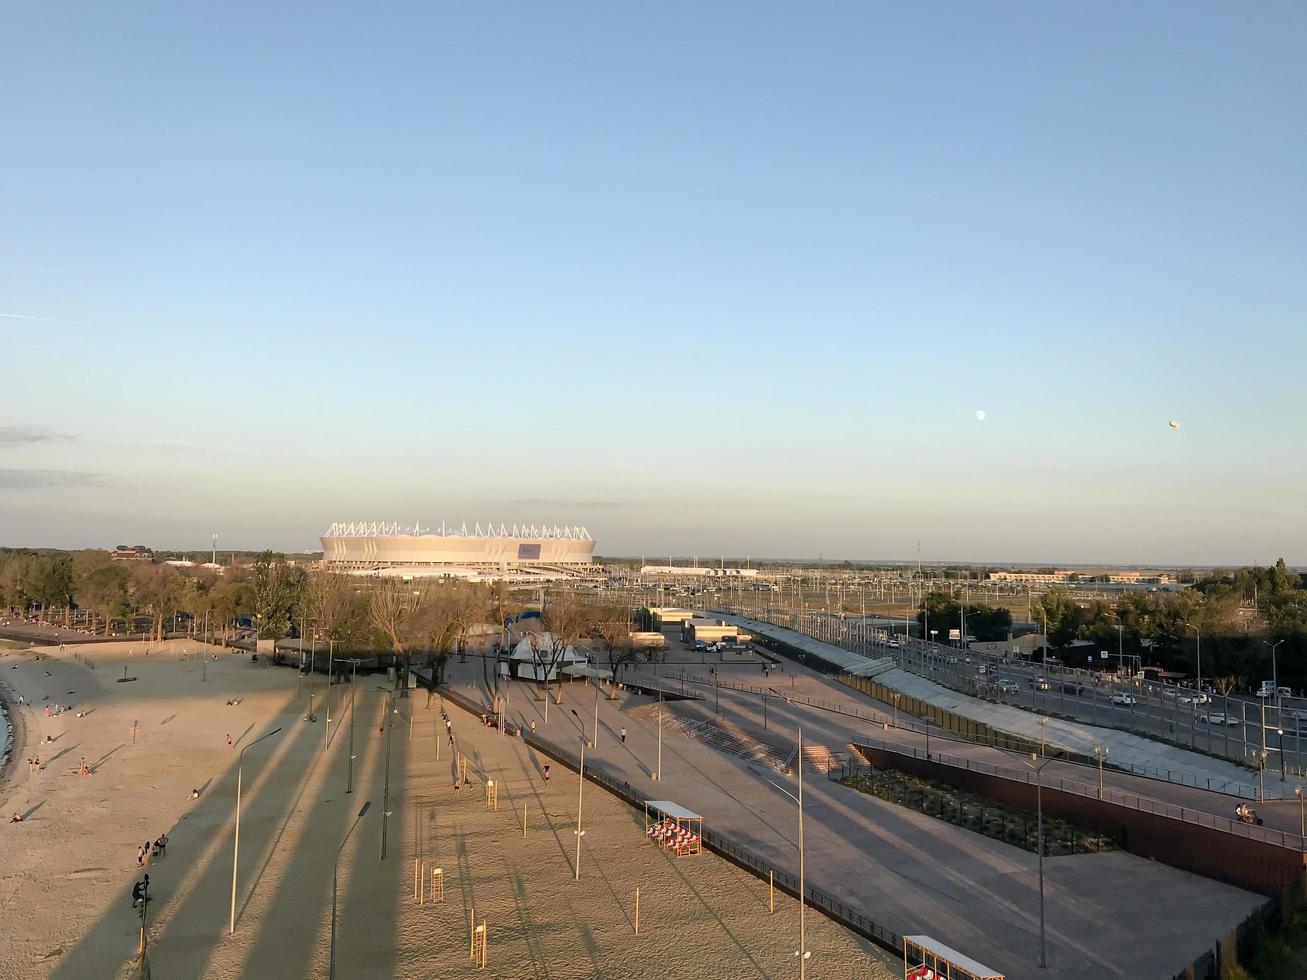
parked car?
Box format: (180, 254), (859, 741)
(1031, 678), (1051, 691)
(1110, 693), (1136, 706)
(997, 680), (1019, 695)
(1198, 713), (1240, 726)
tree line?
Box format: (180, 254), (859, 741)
(0, 549), (646, 692)
(916, 558), (1307, 691)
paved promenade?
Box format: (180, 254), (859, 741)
(446, 654), (1265, 980)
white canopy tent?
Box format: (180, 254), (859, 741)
(507, 633), (591, 682)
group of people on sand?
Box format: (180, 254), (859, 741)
(137, 834), (169, 867)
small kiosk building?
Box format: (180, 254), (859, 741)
(643, 800), (703, 857)
(903, 936), (1004, 980)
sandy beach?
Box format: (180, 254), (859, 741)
(0, 640), (897, 979)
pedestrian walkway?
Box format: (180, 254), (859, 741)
(445, 658), (1266, 980)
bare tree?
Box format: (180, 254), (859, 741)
(369, 577), (429, 696)
(529, 591), (599, 700)
(451, 581), (491, 664)
(1212, 675), (1239, 697)
(404, 582), (458, 693)
(591, 603), (641, 680)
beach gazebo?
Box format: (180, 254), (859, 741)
(903, 936), (1004, 980)
(643, 800), (703, 857)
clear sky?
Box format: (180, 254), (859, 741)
(2, 3), (1304, 565)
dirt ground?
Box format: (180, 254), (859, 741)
(0, 640), (898, 979)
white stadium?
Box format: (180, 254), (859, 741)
(319, 521), (597, 582)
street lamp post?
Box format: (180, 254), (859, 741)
(330, 800), (371, 980)
(229, 727), (284, 934)
(381, 691), (395, 860)
(750, 728), (809, 978)
(1295, 786), (1304, 853)
(1023, 752), (1052, 969)
(344, 659), (361, 793)
(1184, 621), (1202, 695)
(1265, 640), (1285, 725)
(1094, 744), (1109, 799)
(797, 726), (807, 979)
(574, 734), (586, 880)
(655, 691), (663, 779)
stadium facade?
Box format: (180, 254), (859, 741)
(319, 521), (596, 582)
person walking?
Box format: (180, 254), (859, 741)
(226, 733), (232, 748)
(620, 726), (627, 744)
(137, 845), (147, 868)
(543, 764), (551, 786)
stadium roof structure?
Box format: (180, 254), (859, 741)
(325, 521), (592, 540)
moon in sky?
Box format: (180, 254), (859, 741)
(975, 410), (986, 421)
(1169, 420), (1181, 429)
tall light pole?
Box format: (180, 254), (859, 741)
(1094, 743), (1109, 799)
(797, 726), (807, 979)
(1184, 622), (1202, 695)
(330, 800), (371, 980)
(655, 691), (663, 780)
(1265, 640), (1285, 723)
(229, 727), (283, 934)
(748, 728), (809, 978)
(381, 691), (395, 860)
(1295, 786), (1304, 853)
(574, 733), (586, 880)
(1023, 752), (1052, 969)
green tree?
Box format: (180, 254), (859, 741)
(251, 551), (305, 641)
(1270, 557), (1300, 595)
(80, 563), (129, 633)
(1030, 587), (1080, 648)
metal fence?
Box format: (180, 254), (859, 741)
(715, 601), (1307, 783)
(850, 735), (1307, 850)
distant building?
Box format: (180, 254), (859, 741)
(320, 520), (595, 582)
(987, 570), (1073, 584)
(640, 565), (759, 578)
(645, 607), (704, 629)
(680, 618), (751, 645)
(110, 545), (154, 561)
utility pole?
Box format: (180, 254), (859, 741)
(656, 691), (663, 779)
(381, 692), (394, 859)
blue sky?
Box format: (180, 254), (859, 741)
(2, 3), (1304, 564)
